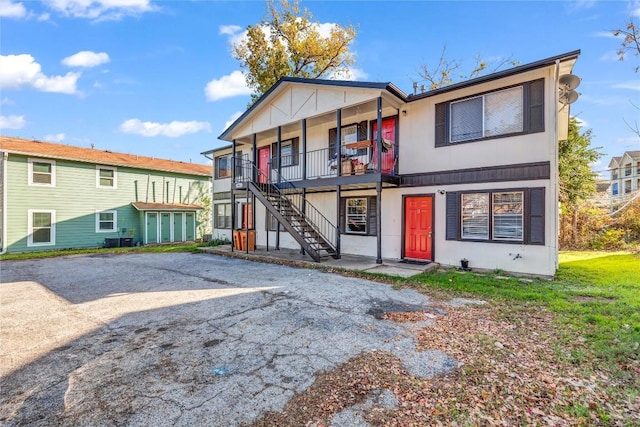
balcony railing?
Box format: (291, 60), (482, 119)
(234, 145), (396, 183)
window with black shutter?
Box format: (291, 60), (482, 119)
(329, 121), (368, 157)
(339, 196), (377, 236)
(445, 187), (544, 245)
(270, 138), (299, 167)
(435, 78), (545, 147)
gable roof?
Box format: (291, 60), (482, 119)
(218, 78), (407, 141)
(218, 50), (580, 142)
(0, 136), (211, 177)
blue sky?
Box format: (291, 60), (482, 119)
(1, 0), (639, 172)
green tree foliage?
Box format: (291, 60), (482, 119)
(233, 0), (357, 103)
(559, 118), (602, 208)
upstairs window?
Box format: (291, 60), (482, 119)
(28, 158), (55, 186)
(625, 164), (632, 176)
(271, 138), (299, 167)
(96, 166), (117, 188)
(215, 155), (231, 179)
(436, 79), (544, 147)
(329, 121), (368, 157)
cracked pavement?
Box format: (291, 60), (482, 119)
(1, 252), (460, 426)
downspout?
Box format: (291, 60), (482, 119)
(553, 59), (560, 271)
(203, 152), (214, 240)
(1, 152), (8, 254)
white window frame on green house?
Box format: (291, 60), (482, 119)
(95, 210), (118, 233)
(27, 209), (56, 247)
(96, 165), (117, 188)
(28, 158), (56, 187)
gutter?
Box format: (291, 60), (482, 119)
(1, 152), (8, 254)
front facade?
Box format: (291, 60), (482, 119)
(608, 151), (640, 208)
(0, 137), (211, 253)
(206, 51), (580, 277)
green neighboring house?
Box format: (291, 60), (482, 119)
(0, 136), (212, 254)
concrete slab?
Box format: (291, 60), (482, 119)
(0, 252), (455, 426)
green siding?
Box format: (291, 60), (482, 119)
(4, 154), (211, 253)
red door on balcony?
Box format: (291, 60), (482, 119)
(258, 147), (270, 183)
(371, 117), (396, 174)
(404, 195), (433, 260)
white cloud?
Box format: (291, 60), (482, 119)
(331, 66), (368, 81)
(205, 70), (251, 102)
(0, 54), (80, 94)
(219, 24), (242, 36)
(62, 51), (110, 68)
(0, 114), (26, 129)
(612, 80), (640, 91)
(600, 51), (621, 62)
(119, 119), (212, 138)
(44, 0), (156, 21)
(1, 97), (15, 106)
(223, 111), (243, 131)
(37, 12), (50, 21)
(573, 116), (589, 128)
(44, 133), (65, 142)
(593, 31), (620, 39)
(0, 0), (26, 18)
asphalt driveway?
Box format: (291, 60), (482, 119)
(0, 252), (466, 426)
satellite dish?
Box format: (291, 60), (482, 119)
(559, 90), (579, 105)
(559, 74), (581, 90)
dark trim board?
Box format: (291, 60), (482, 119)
(400, 162), (550, 187)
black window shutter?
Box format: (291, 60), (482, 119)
(445, 192), (459, 240)
(329, 128), (337, 156)
(367, 196), (377, 236)
(358, 121), (368, 141)
(339, 197), (346, 235)
(435, 102), (448, 147)
(527, 187), (545, 245)
(527, 79), (545, 134)
(292, 137), (299, 166)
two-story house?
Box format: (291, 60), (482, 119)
(0, 136), (211, 254)
(608, 150), (640, 203)
(204, 50), (580, 277)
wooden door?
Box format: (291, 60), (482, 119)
(404, 196), (433, 260)
(185, 213), (195, 240)
(258, 147), (270, 183)
(160, 213), (171, 243)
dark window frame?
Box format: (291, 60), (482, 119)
(271, 137), (299, 168)
(215, 155), (232, 179)
(446, 187), (544, 245)
(435, 78), (545, 147)
(329, 121), (368, 158)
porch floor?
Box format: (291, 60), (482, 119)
(200, 245), (434, 278)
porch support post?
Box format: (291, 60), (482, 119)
(376, 96), (382, 173)
(336, 185), (341, 259)
(376, 181), (382, 264)
(252, 133), (257, 182)
(336, 109), (341, 175)
(231, 139), (237, 252)
(276, 126), (281, 250)
(301, 118), (307, 255)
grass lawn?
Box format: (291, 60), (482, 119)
(0, 243), (203, 261)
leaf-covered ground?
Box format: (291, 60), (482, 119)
(251, 302), (639, 426)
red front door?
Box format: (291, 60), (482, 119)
(258, 147), (270, 183)
(404, 196), (433, 260)
(371, 117), (396, 174)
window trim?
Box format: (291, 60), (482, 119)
(214, 203), (232, 229)
(215, 154), (232, 179)
(28, 158), (56, 187)
(271, 138), (299, 168)
(447, 188), (542, 245)
(27, 209), (56, 247)
(95, 210), (118, 233)
(435, 78), (544, 147)
(491, 191), (524, 241)
(96, 165), (117, 189)
(345, 197), (368, 235)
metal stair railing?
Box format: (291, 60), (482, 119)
(235, 158), (338, 261)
